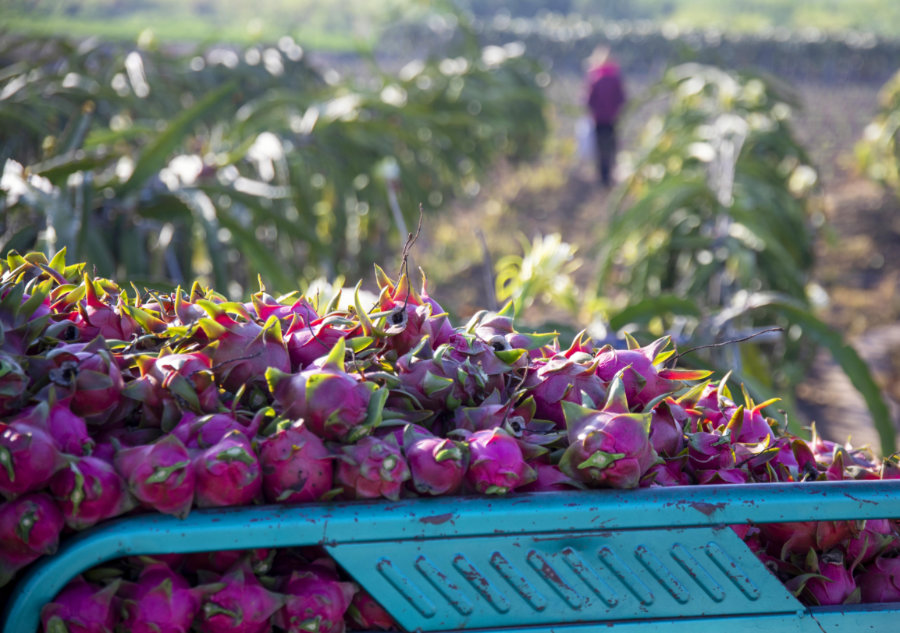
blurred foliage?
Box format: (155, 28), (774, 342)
(0, 32), (547, 296)
(857, 69), (900, 194)
(496, 63), (894, 455)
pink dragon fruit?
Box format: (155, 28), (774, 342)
(114, 434), (195, 517)
(647, 398), (686, 457)
(857, 554), (900, 602)
(686, 431), (735, 472)
(371, 267), (454, 354)
(11, 399), (94, 456)
(172, 411), (262, 449)
(195, 563), (284, 633)
(248, 291), (317, 323)
(267, 338), (377, 442)
(257, 420), (333, 504)
(465, 428), (534, 494)
(336, 436), (410, 500)
(284, 317), (348, 370)
(801, 550), (859, 605)
(640, 459), (692, 487)
(0, 421), (66, 498)
(0, 493), (65, 586)
(273, 560), (357, 633)
(185, 548), (272, 575)
(760, 520), (853, 557)
(594, 337), (710, 408)
(43, 339), (124, 419)
(126, 352), (219, 428)
(198, 302), (290, 392)
(524, 351), (607, 428)
(119, 563), (209, 633)
(40, 577), (120, 633)
(559, 374), (658, 489)
(346, 589), (395, 631)
(193, 431), (262, 508)
(74, 275), (137, 341)
(404, 427), (468, 496)
(49, 455), (134, 530)
(846, 519), (895, 564)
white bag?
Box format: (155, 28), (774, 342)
(575, 116), (596, 161)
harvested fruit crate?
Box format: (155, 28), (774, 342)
(3, 479), (899, 633)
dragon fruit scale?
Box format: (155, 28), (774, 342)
(257, 420), (333, 504)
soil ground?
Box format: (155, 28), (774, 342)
(426, 71), (900, 454)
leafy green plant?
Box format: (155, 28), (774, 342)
(856, 68), (900, 195)
(0, 32), (547, 296)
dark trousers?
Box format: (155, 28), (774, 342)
(594, 122), (616, 186)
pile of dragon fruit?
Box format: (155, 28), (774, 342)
(1, 250), (899, 633)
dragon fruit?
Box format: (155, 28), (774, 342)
(73, 274), (137, 341)
(40, 577), (120, 633)
(594, 336), (710, 408)
(801, 550), (859, 606)
(273, 560), (357, 633)
(172, 411), (262, 449)
(284, 318), (348, 370)
(559, 373), (658, 489)
(185, 548), (272, 575)
(197, 302), (290, 392)
(336, 436), (410, 501)
(519, 461), (584, 492)
(119, 563), (208, 633)
(11, 399), (94, 456)
(404, 427), (468, 496)
(267, 338), (378, 442)
(0, 421), (66, 498)
(346, 589), (396, 631)
(0, 493), (65, 586)
(195, 563), (284, 633)
(193, 431), (262, 508)
(114, 434), (195, 517)
(43, 340), (125, 419)
(647, 398), (686, 457)
(257, 420), (333, 504)
(857, 554), (900, 603)
(846, 519), (895, 564)
(525, 350), (607, 428)
(371, 267), (454, 354)
(464, 427), (534, 494)
(126, 352), (220, 427)
(49, 455), (134, 530)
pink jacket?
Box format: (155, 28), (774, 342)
(586, 62), (625, 125)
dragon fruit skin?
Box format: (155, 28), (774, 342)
(172, 411), (261, 449)
(519, 461), (584, 492)
(405, 434), (468, 496)
(11, 400), (94, 456)
(846, 519), (895, 564)
(44, 341), (125, 419)
(127, 352), (220, 427)
(40, 577), (120, 633)
(336, 436), (410, 501)
(267, 339), (375, 442)
(119, 563), (206, 633)
(257, 420), (333, 504)
(75, 275), (137, 342)
(284, 318), (347, 371)
(49, 455), (134, 531)
(114, 434), (195, 517)
(346, 589), (396, 632)
(648, 399), (686, 458)
(199, 307), (290, 393)
(465, 428), (534, 495)
(193, 431), (262, 508)
(0, 493), (65, 586)
(195, 563), (285, 633)
(273, 562), (357, 633)
(559, 392), (658, 490)
(857, 555), (900, 602)
(805, 556), (859, 606)
(525, 353), (607, 428)
(0, 421), (66, 498)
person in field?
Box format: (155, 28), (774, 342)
(585, 46), (626, 187)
